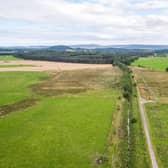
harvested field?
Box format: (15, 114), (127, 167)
(0, 60), (112, 72)
(133, 67), (168, 100)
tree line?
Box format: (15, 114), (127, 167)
(15, 49), (153, 64)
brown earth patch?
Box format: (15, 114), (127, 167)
(32, 67), (121, 97)
(0, 98), (38, 117)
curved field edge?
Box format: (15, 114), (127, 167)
(0, 67), (128, 168)
(131, 57), (168, 71)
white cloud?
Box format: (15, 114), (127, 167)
(0, 0), (168, 45)
(135, 0), (168, 10)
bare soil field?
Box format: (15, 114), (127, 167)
(0, 60), (112, 72)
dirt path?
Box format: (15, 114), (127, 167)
(136, 81), (159, 168)
(0, 60), (112, 72)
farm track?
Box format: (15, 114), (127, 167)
(134, 72), (159, 168)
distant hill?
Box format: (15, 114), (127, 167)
(111, 45), (168, 50)
(70, 44), (168, 50)
(70, 44), (103, 49)
(1, 44), (168, 51)
(48, 45), (73, 51)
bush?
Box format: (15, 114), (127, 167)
(131, 118), (137, 124)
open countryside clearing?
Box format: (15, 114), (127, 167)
(1, 0), (168, 166)
(0, 57), (152, 168)
(0, 59), (127, 168)
(132, 57), (168, 71)
(0, 60), (112, 72)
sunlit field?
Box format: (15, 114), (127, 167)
(0, 67), (124, 168)
(132, 57), (168, 71)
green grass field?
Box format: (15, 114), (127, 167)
(0, 55), (21, 61)
(0, 68), (124, 168)
(131, 57), (168, 71)
(146, 103), (168, 168)
(0, 96), (117, 168)
(0, 72), (47, 106)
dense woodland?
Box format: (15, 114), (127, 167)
(14, 48), (154, 65)
(1, 45), (168, 64)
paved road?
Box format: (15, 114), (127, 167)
(137, 90), (159, 168)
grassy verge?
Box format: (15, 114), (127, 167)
(146, 103), (168, 168)
(105, 94), (128, 168)
(129, 83), (151, 168)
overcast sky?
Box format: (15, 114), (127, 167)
(0, 0), (168, 46)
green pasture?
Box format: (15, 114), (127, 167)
(0, 72), (47, 106)
(131, 57), (168, 71)
(146, 103), (168, 168)
(0, 68), (121, 168)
